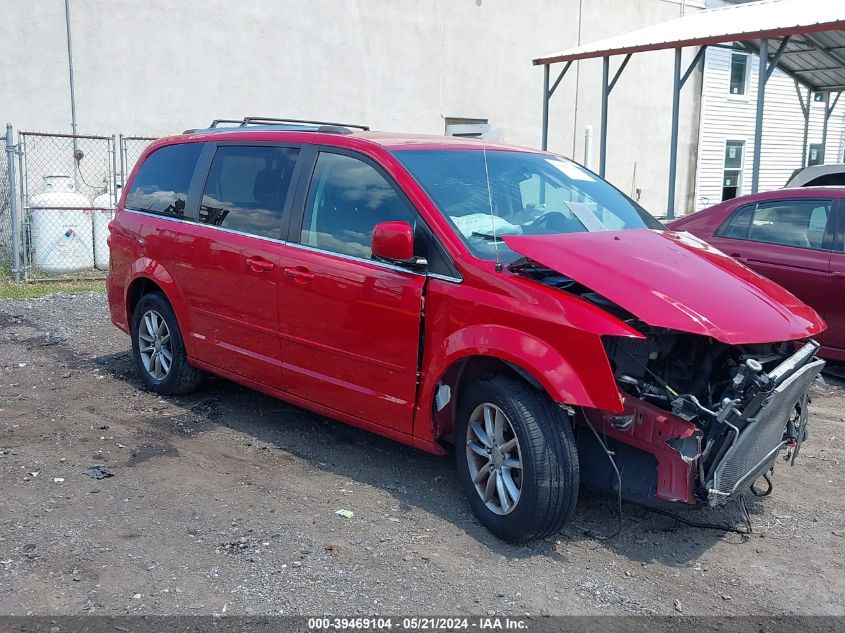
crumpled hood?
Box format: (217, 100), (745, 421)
(503, 229), (825, 345)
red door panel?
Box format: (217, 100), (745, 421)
(827, 252), (845, 355)
(143, 218), (283, 389)
(277, 245), (424, 434)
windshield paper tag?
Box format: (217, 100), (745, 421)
(565, 202), (608, 232)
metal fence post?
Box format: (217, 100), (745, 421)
(17, 133), (28, 281)
(118, 134), (126, 188)
(110, 135), (118, 205)
(5, 124), (21, 282)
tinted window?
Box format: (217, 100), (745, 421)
(804, 173), (845, 187)
(716, 204), (754, 239)
(392, 149), (662, 262)
(200, 145), (299, 239)
(744, 200), (832, 249)
(301, 152), (416, 259)
(126, 143), (202, 217)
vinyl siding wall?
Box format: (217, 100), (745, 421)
(693, 45), (845, 212)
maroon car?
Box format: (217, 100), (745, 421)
(669, 188), (844, 361)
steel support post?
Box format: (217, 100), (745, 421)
(542, 65), (550, 151)
(751, 38), (768, 193)
(5, 124), (20, 282)
(794, 81), (811, 168)
(540, 62), (572, 152)
(667, 48), (682, 218)
(600, 57), (609, 178)
(821, 92), (841, 164)
(821, 92), (830, 165)
(666, 46), (706, 218)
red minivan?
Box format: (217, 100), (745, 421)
(108, 119), (825, 542)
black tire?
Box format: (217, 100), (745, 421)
(455, 375), (579, 542)
(131, 291), (202, 395)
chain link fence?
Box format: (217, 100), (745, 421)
(18, 132), (117, 280)
(119, 135), (156, 187)
(1, 127), (159, 282)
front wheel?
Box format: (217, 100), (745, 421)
(131, 292), (202, 395)
(455, 375), (579, 542)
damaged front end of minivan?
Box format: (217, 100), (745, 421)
(597, 330), (823, 505)
(505, 229), (826, 507)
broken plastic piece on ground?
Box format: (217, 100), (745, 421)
(83, 466), (114, 480)
(335, 509), (354, 519)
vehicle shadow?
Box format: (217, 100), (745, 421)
(94, 350), (763, 566)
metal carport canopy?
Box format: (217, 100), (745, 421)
(533, 0), (845, 217)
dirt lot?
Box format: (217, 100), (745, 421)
(0, 291), (843, 616)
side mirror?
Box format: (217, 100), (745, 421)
(372, 221), (426, 269)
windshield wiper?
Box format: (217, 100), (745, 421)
(471, 231), (505, 242)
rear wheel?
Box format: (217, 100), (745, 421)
(455, 375), (579, 542)
(131, 292), (202, 395)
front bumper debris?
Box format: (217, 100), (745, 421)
(705, 343), (823, 504)
(582, 340), (823, 506)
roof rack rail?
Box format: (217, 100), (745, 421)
(209, 119), (246, 128)
(208, 117), (369, 131)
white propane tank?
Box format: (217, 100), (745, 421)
(92, 189), (115, 270)
(30, 176), (94, 274)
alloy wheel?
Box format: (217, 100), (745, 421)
(138, 309), (172, 381)
(465, 402), (523, 515)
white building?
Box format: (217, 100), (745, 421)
(693, 1), (845, 212)
(0, 0), (703, 215)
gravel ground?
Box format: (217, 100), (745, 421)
(0, 291), (843, 616)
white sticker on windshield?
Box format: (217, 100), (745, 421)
(546, 159), (596, 182)
(451, 213), (521, 239)
(564, 202), (608, 232)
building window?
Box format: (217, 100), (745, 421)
(813, 92), (825, 102)
(445, 117), (490, 138)
(722, 140), (744, 201)
(729, 53), (749, 96)
(808, 143), (824, 166)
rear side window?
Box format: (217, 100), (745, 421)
(716, 203), (754, 239)
(300, 152), (416, 259)
(721, 200), (832, 249)
(199, 145), (299, 239)
(125, 143), (202, 217)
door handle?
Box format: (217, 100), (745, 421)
(729, 253), (748, 263)
(833, 272), (845, 279)
(284, 266), (315, 283)
(246, 257), (275, 273)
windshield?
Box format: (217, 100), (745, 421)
(392, 149), (663, 261)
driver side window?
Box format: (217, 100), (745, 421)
(301, 152), (416, 259)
